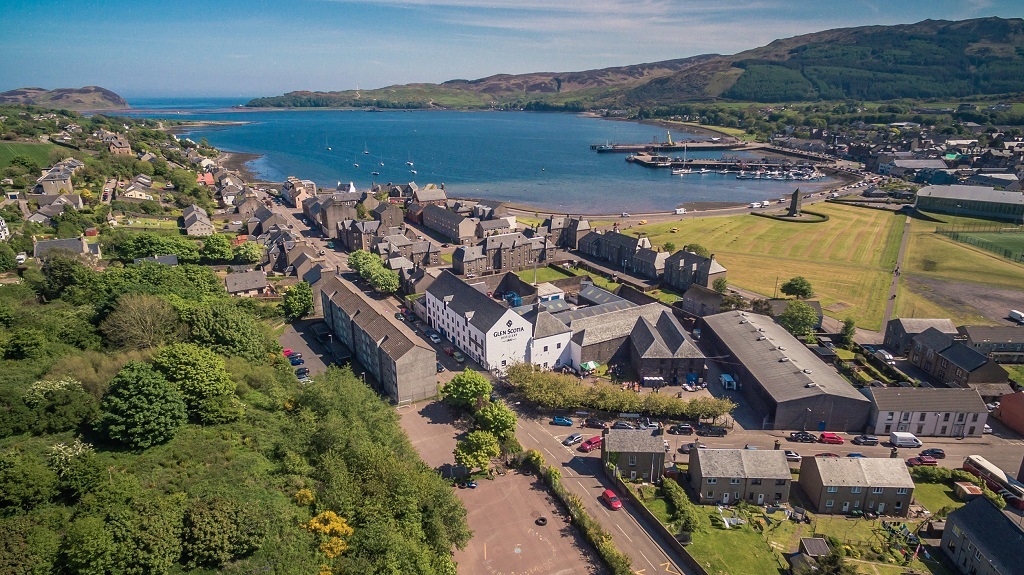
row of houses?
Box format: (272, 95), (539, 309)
(575, 229), (728, 292)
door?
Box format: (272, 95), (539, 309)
(757, 493), (764, 505)
(629, 470), (636, 480)
(877, 502), (885, 514)
(842, 501), (850, 512)
(722, 492), (730, 504)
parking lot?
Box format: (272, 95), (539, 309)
(398, 401), (604, 575)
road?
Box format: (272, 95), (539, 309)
(513, 411), (696, 575)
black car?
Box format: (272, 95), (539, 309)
(668, 424), (694, 435)
(789, 431), (817, 443)
(920, 448), (946, 459)
(852, 434), (879, 446)
(295, 368), (310, 376)
(697, 426), (727, 437)
(584, 418), (608, 429)
(436, 362), (445, 373)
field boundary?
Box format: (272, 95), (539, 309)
(935, 223), (1024, 263)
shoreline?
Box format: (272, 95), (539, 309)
(218, 151), (278, 185)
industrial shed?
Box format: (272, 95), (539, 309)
(700, 312), (870, 432)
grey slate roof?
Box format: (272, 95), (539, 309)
(891, 318), (957, 335)
(604, 429), (663, 453)
(453, 245), (485, 263)
(554, 300), (637, 324)
(320, 275), (430, 360)
(916, 184), (1024, 205)
(426, 271), (510, 333)
(938, 342), (989, 372)
(867, 387), (988, 413)
(224, 270), (268, 293)
(578, 284), (627, 306)
(913, 327), (955, 352)
(631, 312), (704, 359)
(133, 254), (179, 266)
(413, 187), (447, 203)
(701, 312), (869, 405)
(33, 237), (90, 258)
(693, 449), (791, 480)
(521, 309), (571, 339)
(565, 303), (666, 347)
(945, 497), (1024, 575)
(478, 219), (511, 231)
(682, 284), (724, 306)
(958, 325), (1024, 344)
(482, 232), (529, 250)
(806, 457), (913, 488)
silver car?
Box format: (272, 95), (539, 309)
(563, 433), (584, 446)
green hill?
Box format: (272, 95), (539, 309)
(0, 86), (129, 110)
(248, 17), (1024, 108)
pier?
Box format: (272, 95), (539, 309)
(625, 153), (827, 171)
(591, 141), (748, 153)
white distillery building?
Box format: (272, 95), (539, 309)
(424, 271), (532, 373)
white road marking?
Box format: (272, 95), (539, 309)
(615, 524), (634, 542)
(528, 432), (538, 442)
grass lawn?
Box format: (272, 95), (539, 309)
(1007, 365), (1024, 387)
(688, 521), (785, 575)
(0, 142), (58, 168)
(514, 266), (576, 284)
(118, 216), (181, 231)
(912, 482), (964, 515)
(903, 213), (1024, 292)
(632, 203), (904, 329)
(440, 253), (452, 264)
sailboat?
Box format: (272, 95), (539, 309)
(363, 142), (370, 155)
(406, 152), (414, 167)
(353, 154), (359, 168)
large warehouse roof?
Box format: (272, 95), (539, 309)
(702, 312), (868, 405)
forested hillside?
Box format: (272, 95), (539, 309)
(0, 257), (469, 574)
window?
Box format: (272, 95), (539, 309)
(774, 493), (782, 500)
(971, 413), (978, 422)
(919, 412), (926, 422)
(851, 487), (862, 494)
(827, 486), (839, 493)
(886, 412), (894, 421)
(556, 342), (561, 349)
(751, 479), (762, 485)
(627, 455), (637, 467)
(871, 487), (883, 494)
(895, 501), (903, 510)
(707, 478), (717, 484)
(775, 479), (786, 486)
(543, 345), (548, 352)
(940, 426), (947, 435)
(853, 500), (860, 508)
(916, 425), (924, 434)
(896, 488), (909, 495)
(957, 413), (965, 422)
(943, 413), (950, 422)
(825, 499), (834, 507)
(501, 360), (507, 367)
(901, 412), (910, 422)
(968, 426), (975, 435)
(730, 478), (740, 485)
(707, 490), (714, 498)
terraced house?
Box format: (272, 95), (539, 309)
(689, 449), (792, 505)
(799, 457), (914, 517)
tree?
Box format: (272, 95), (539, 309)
(282, 281), (314, 320)
(441, 369), (492, 410)
(751, 298), (773, 315)
(359, 256), (383, 280)
(369, 267), (399, 294)
(778, 300), (818, 337)
(800, 549), (857, 575)
(181, 300), (274, 362)
(61, 516), (116, 575)
(839, 317), (857, 347)
(4, 328), (48, 359)
(100, 293), (182, 350)
(95, 361), (187, 449)
(232, 241), (263, 264)
(780, 276), (814, 299)
(719, 293), (747, 312)
(347, 249), (374, 274)
(152, 343), (239, 423)
(683, 243), (710, 258)
(454, 430), (500, 473)
(181, 497), (266, 568)
(712, 277), (728, 294)
(662, 241), (676, 253)
(474, 401), (516, 439)
(168, 168), (198, 194)
(200, 234), (233, 264)
(0, 243), (16, 273)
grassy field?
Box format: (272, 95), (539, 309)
(1006, 365), (1024, 386)
(912, 482), (964, 515)
(0, 142), (58, 168)
(955, 230), (1024, 259)
(903, 214), (1024, 291)
(515, 264), (619, 291)
(688, 517), (785, 575)
(631, 203), (905, 329)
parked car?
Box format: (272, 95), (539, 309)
(442, 346), (455, 356)
(283, 348), (294, 357)
(906, 456), (938, 467)
(784, 450), (802, 462)
(453, 351), (465, 364)
(789, 431), (816, 443)
(584, 418), (608, 429)
(818, 432), (845, 445)
(551, 416), (573, 426)
(563, 433), (584, 446)
(697, 426), (727, 437)
(436, 362), (445, 373)
(601, 489), (623, 510)
(394, 312), (405, 321)
(668, 424), (694, 435)
(846, 452), (866, 458)
(290, 353), (302, 360)
(611, 421), (635, 430)
(290, 358), (305, 366)
(919, 448), (946, 459)
(429, 334), (442, 344)
(814, 453), (840, 458)
(679, 442), (707, 454)
(852, 434), (879, 446)
(579, 436), (603, 452)
(295, 368), (309, 376)
(983, 424), (993, 434)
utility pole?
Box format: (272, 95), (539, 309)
(774, 276), (779, 299)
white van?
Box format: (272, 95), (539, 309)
(749, 202), (762, 209)
(674, 208), (688, 215)
(889, 431), (922, 448)
(873, 350), (896, 365)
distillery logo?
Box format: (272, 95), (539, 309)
(493, 319), (525, 339)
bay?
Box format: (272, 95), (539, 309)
(128, 102), (836, 214)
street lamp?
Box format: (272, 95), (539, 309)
(361, 372), (366, 385)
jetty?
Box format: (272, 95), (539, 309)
(626, 153), (827, 171)
(591, 130), (748, 154)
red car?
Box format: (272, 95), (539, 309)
(815, 453), (841, 458)
(818, 432), (844, 445)
(906, 456), (938, 467)
(283, 348), (294, 357)
(579, 436), (603, 452)
(442, 346), (455, 356)
(601, 489), (622, 510)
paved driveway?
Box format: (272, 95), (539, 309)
(398, 401), (604, 575)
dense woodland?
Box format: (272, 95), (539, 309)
(0, 257), (470, 574)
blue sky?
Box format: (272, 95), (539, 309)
(2, 0), (1023, 98)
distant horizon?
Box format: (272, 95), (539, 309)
(4, 2), (1024, 97)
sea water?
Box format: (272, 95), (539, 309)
(127, 100), (835, 214)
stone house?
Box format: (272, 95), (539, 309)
(662, 251), (726, 292)
(601, 429), (665, 482)
(689, 449), (792, 505)
(798, 457), (914, 517)
(864, 387), (989, 437)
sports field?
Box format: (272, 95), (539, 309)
(953, 230), (1024, 260)
(632, 203), (905, 329)
(904, 215), (1024, 291)
(0, 142), (58, 168)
